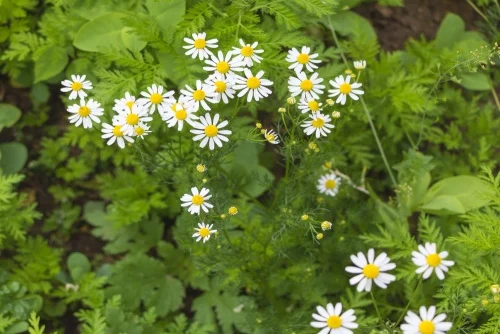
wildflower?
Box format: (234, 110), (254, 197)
(400, 306), (452, 334)
(331, 111), (341, 118)
(345, 248), (396, 292)
(482, 299), (489, 306)
(310, 303), (358, 334)
(490, 284), (500, 294)
(134, 123), (151, 139)
(328, 75), (364, 105)
(316, 233), (324, 240)
(228, 206), (238, 215)
(203, 51), (243, 79)
(192, 222), (217, 243)
(202, 178), (208, 183)
(323, 161), (332, 169)
(301, 214), (309, 221)
(183, 32), (218, 60)
(308, 142), (318, 150)
(205, 74), (236, 104)
(101, 123), (134, 149)
(220, 214), (227, 219)
(113, 92), (137, 112)
(256, 122), (262, 129)
(264, 129), (280, 144)
(232, 39), (264, 67)
(412, 242), (455, 280)
(190, 113), (232, 150)
(298, 97), (322, 113)
(321, 221), (332, 231)
(233, 69), (273, 102)
(162, 101), (198, 131)
(180, 187), (213, 215)
(196, 164), (207, 173)
(353, 60), (366, 70)
(180, 80), (217, 111)
(137, 84), (175, 114)
(326, 98), (334, 106)
(288, 71), (325, 101)
(345, 69), (352, 75)
(317, 172), (341, 197)
(287, 96), (296, 105)
(61, 74), (92, 100)
(115, 103), (152, 136)
(278, 107), (286, 113)
(302, 112), (335, 138)
(67, 98), (103, 129)
(287, 46), (321, 73)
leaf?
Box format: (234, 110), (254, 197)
(33, 45), (68, 83)
(0, 104), (21, 132)
(74, 13), (131, 52)
(458, 72), (491, 91)
(146, 0), (186, 38)
(120, 27), (147, 52)
(329, 11), (377, 42)
(435, 13), (465, 49)
(0, 143), (28, 174)
(67, 252), (91, 282)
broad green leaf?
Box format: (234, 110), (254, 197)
(459, 72), (491, 91)
(146, 0), (186, 37)
(435, 13), (465, 49)
(74, 13), (130, 52)
(121, 27), (147, 52)
(4, 322), (29, 334)
(0, 104), (21, 131)
(67, 252), (91, 282)
(0, 143), (28, 174)
(329, 11), (377, 42)
(33, 45), (68, 83)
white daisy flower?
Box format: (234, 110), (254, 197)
(205, 74), (236, 104)
(301, 112), (335, 138)
(192, 222), (217, 243)
(263, 129), (280, 144)
(183, 32), (218, 60)
(203, 51), (243, 79)
(317, 173), (341, 197)
(353, 60), (366, 70)
(61, 74), (92, 100)
(232, 39), (264, 67)
(67, 98), (103, 129)
(115, 103), (152, 136)
(328, 75), (364, 105)
(288, 71), (325, 101)
(190, 113), (232, 150)
(112, 92), (137, 112)
(101, 123), (134, 149)
(412, 243), (455, 280)
(180, 187), (213, 215)
(345, 248), (397, 292)
(180, 80), (217, 111)
(286, 46), (321, 73)
(162, 101), (198, 131)
(401, 306), (453, 334)
(133, 123), (151, 139)
(298, 97), (323, 113)
(233, 69), (273, 102)
(310, 302), (358, 334)
(136, 84), (175, 114)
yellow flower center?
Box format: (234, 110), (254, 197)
(171, 103), (180, 112)
(150, 93), (162, 104)
(247, 77), (260, 89)
(363, 264), (380, 279)
(325, 179), (336, 189)
(326, 316), (342, 329)
(78, 106), (90, 117)
(241, 46), (253, 57)
(419, 320), (435, 334)
(113, 126), (123, 137)
(199, 227), (210, 237)
(214, 81), (227, 93)
(265, 133), (275, 142)
(192, 194), (204, 205)
(71, 82), (83, 91)
(204, 124), (218, 137)
(308, 100), (320, 111)
(175, 109), (187, 120)
(300, 79), (313, 91)
(297, 53), (310, 64)
(216, 61), (230, 74)
(125, 101), (134, 110)
(339, 83), (352, 94)
(426, 253), (441, 267)
(194, 38), (206, 49)
(193, 89), (206, 101)
(126, 114), (139, 125)
(311, 118), (324, 128)
(228, 207), (238, 215)
(135, 127), (145, 136)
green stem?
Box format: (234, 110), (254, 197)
(178, 131), (182, 159)
(208, 2), (228, 17)
(222, 227), (233, 246)
(466, 0), (497, 32)
(491, 85), (500, 111)
(327, 16), (349, 65)
(370, 290), (383, 323)
(396, 278), (423, 326)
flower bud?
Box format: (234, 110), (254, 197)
(256, 122), (262, 129)
(228, 206), (238, 215)
(332, 111), (341, 118)
(301, 214), (309, 221)
(321, 221), (332, 231)
(326, 99), (334, 106)
(316, 233), (324, 240)
(287, 97), (296, 105)
(278, 107), (286, 113)
(196, 164), (207, 173)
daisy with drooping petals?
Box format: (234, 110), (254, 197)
(286, 46), (322, 73)
(301, 112), (335, 138)
(353, 60), (366, 70)
(310, 303), (358, 334)
(263, 129), (280, 144)
(61, 74), (93, 100)
(233, 69), (273, 102)
(115, 103), (152, 136)
(190, 113), (232, 150)
(288, 71), (325, 101)
(67, 98), (103, 129)
(180, 80), (217, 111)
(192, 222), (217, 243)
(317, 173), (341, 197)
(412, 242), (455, 280)
(232, 39), (264, 67)
(183, 32), (218, 60)
(345, 248), (396, 292)
(180, 187), (213, 215)
(298, 97), (323, 113)
(203, 51), (243, 79)
(101, 123), (134, 149)
(113, 92), (137, 112)
(133, 123), (151, 139)
(328, 75), (364, 105)
(205, 74), (236, 104)
(162, 101), (198, 131)
(136, 84), (175, 114)
(401, 306), (453, 334)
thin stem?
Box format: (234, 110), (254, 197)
(370, 290), (383, 323)
(396, 278), (423, 326)
(208, 3), (228, 17)
(466, 0), (497, 32)
(222, 227), (233, 246)
(327, 16), (349, 65)
(491, 85), (500, 111)
(178, 131), (182, 158)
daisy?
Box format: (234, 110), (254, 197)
(192, 222), (217, 243)
(203, 51), (243, 79)
(180, 187), (213, 215)
(288, 71), (325, 101)
(67, 98), (103, 129)
(136, 84), (175, 114)
(263, 129), (280, 144)
(412, 243), (455, 280)
(301, 112), (335, 138)
(232, 39), (264, 67)
(133, 123), (152, 139)
(353, 60), (366, 70)
(162, 101), (198, 131)
(183, 32), (218, 60)
(190, 113), (232, 150)
(180, 80), (217, 111)
(233, 69), (273, 102)
(401, 306), (453, 334)
(61, 74), (92, 100)
(115, 103), (152, 136)
(286, 46), (322, 73)
(101, 123), (134, 149)
(205, 74), (236, 104)
(113, 92), (137, 112)
(310, 303), (358, 334)
(328, 75), (364, 105)
(298, 97), (323, 113)
(317, 173), (341, 197)
(345, 248), (396, 292)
